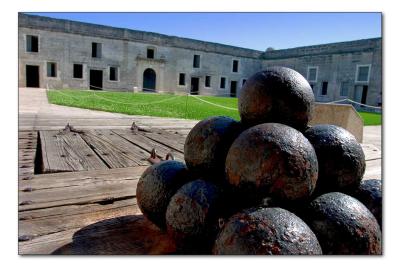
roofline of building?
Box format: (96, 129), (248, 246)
(19, 13), (382, 61)
(261, 37), (382, 60)
(18, 13), (264, 59)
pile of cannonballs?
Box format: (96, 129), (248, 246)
(136, 67), (382, 255)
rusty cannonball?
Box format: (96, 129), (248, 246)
(225, 123), (318, 203)
(213, 207), (322, 255)
(238, 67), (315, 131)
(166, 179), (224, 253)
(184, 116), (242, 181)
(136, 160), (191, 230)
(304, 124), (365, 193)
(348, 179), (382, 228)
(304, 192), (382, 255)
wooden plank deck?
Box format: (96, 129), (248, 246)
(18, 125), (382, 255)
(18, 166), (176, 255)
(40, 130), (109, 173)
(38, 128), (186, 173)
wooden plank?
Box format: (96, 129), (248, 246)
(141, 131), (185, 153)
(79, 130), (140, 168)
(39, 130), (108, 173)
(150, 128), (187, 146)
(19, 166), (147, 190)
(19, 214), (175, 255)
(19, 166), (148, 211)
(18, 165), (175, 255)
(19, 198), (138, 240)
(19, 131), (37, 180)
(112, 129), (184, 162)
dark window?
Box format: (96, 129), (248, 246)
(321, 81), (328, 95)
(205, 76), (211, 87)
(147, 48), (154, 59)
(220, 77), (226, 89)
(73, 64), (83, 79)
(232, 60), (239, 72)
(109, 67), (118, 81)
(179, 73), (186, 86)
(26, 35), (38, 52)
(92, 42), (102, 58)
(47, 62), (57, 77)
(242, 79), (247, 86)
(193, 55), (200, 68)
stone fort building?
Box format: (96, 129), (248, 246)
(18, 13), (382, 107)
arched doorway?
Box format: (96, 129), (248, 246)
(143, 68), (156, 92)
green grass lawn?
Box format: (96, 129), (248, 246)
(47, 89), (240, 120)
(359, 111), (382, 126)
(47, 89), (381, 125)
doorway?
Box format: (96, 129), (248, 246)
(230, 80), (237, 97)
(90, 69), (103, 90)
(26, 65), (39, 88)
(191, 77), (200, 95)
(361, 85), (368, 104)
(143, 68), (156, 92)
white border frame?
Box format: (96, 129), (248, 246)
(355, 64), (372, 83)
(307, 66), (318, 82)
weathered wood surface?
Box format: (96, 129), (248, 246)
(19, 166), (176, 255)
(112, 129), (185, 162)
(40, 130), (108, 173)
(80, 129), (149, 168)
(38, 128), (187, 174)
(18, 131), (37, 180)
(18, 124), (381, 255)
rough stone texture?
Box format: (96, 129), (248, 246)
(136, 161), (191, 230)
(262, 38), (382, 107)
(304, 192), (382, 255)
(213, 207), (322, 255)
(166, 179), (223, 253)
(238, 67), (315, 131)
(304, 124), (366, 193)
(347, 179), (382, 228)
(184, 116), (242, 181)
(18, 14), (381, 107)
(225, 123), (318, 203)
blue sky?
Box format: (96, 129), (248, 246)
(27, 13), (381, 51)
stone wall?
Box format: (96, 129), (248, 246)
(18, 13), (382, 107)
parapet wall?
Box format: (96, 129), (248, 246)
(310, 103), (364, 143)
(261, 38), (381, 60)
(18, 13), (263, 59)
